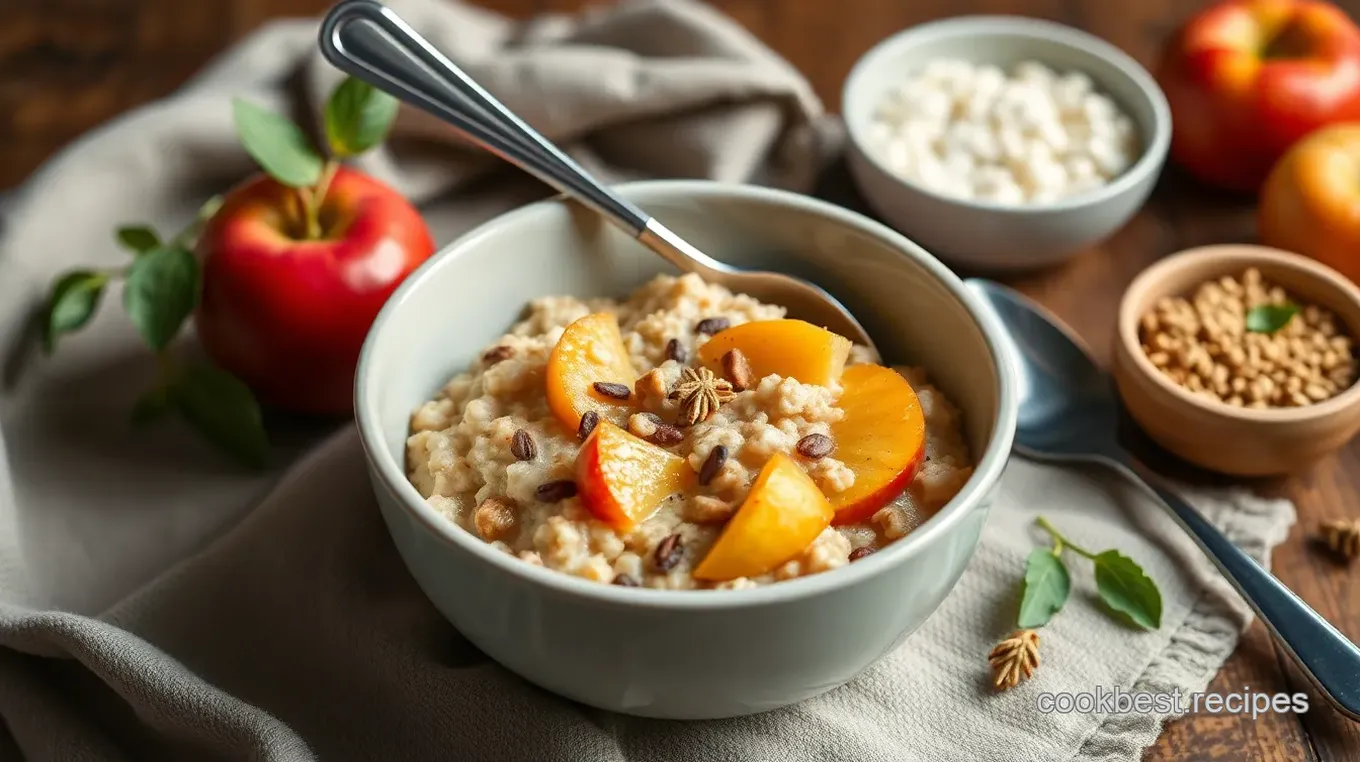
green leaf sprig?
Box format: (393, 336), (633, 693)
(231, 78), (399, 239)
(39, 76), (401, 468)
(41, 197), (269, 468)
(1245, 303), (1298, 334)
(1016, 516), (1164, 631)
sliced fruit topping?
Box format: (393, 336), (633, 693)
(693, 451), (835, 582)
(696, 319), (852, 388)
(576, 421), (691, 530)
(828, 364), (927, 525)
(546, 312), (638, 430)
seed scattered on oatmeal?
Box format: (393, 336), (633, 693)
(695, 316), (730, 335)
(722, 348), (754, 391)
(612, 574), (640, 587)
(628, 412), (660, 438)
(474, 497), (517, 541)
(796, 433), (835, 459)
(650, 423), (685, 446)
(1137, 267), (1357, 408)
(654, 533), (684, 571)
(535, 479), (578, 503)
(849, 547), (875, 562)
(592, 381), (631, 400)
(665, 337), (688, 364)
(510, 429), (537, 461)
(482, 345), (514, 365)
(699, 444), (729, 486)
(578, 410), (600, 440)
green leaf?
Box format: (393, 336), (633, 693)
(168, 363), (269, 468)
(1245, 304), (1298, 334)
(131, 387), (171, 427)
(123, 247), (200, 351)
(1093, 550), (1163, 630)
(230, 98), (324, 187)
(324, 77), (400, 158)
(1017, 548), (1071, 629)
(115, 225), (161, 254)
(43, 270), (108, 353)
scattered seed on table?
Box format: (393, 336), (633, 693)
(578, 410), (600, 440)
(535, 479), (577, 503)
(796, 433), (835, 459)
(510, 429), (536, 461)
(592, 381), (631, 400)
(699, 445), (728, 486)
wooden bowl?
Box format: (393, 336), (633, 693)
(1113, 244), (1360, 476)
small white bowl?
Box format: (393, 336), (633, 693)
(842, 16), (1171, 272)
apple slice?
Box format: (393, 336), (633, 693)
(546, 312), (639, 430)
(828, 364), (927, 524)
(576, 421), (691, 530)
(696, 319), (852, 387)
(693, 452), (835, 582)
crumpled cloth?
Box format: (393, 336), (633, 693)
(0, 1), (1295, 760)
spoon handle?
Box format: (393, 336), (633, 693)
(1114, 455), (1360, 720)
(317, 0), (726, 275)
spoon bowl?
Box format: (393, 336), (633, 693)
(318, 0), (876, 353)
(968, 277), (1360, 722)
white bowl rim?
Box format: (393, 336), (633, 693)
(355, 178), (1018, 611)
(840, 14), (1172, 214)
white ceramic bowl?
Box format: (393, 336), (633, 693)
(842, 16), (1171, 271)
(355, 180), (1017, 719)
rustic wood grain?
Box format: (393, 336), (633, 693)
(4, 0), (1359, 760)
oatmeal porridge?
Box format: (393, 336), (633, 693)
(406, 273), (974, 590)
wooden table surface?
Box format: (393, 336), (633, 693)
(5, 0), (1359, 759)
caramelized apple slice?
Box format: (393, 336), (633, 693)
(546, 312), (638, 430)
(577, 421), (691, 530)
(696, 319), (852, 387)
(693, 452), (835, 582)
(828, 364), (927, 524)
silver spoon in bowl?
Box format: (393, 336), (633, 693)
(317, 0), (876, 355)
(966, 277), (1360, 722)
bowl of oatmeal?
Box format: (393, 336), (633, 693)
(356, 180), (1017, 719)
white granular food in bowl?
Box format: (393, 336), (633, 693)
(864, 58), (1140, 204)
(406, 273), (975, 590)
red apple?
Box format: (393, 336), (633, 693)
(194, 166), (434, 415)
(1156, 0), (1360, 192)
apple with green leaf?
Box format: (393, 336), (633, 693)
(41, 77), (433, 468)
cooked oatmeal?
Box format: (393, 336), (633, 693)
(407, 273), (974, 589)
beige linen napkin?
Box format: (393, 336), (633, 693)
(0, 1), (1296, 760)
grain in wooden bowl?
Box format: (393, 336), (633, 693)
(1113, 245), (1360, 476)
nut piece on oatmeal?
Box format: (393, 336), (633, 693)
(474, 497), (517, 541)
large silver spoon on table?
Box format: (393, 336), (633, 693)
(966, 278), (1360, 722)
(317, 0), (875, 354)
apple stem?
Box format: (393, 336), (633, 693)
(300, 159), (340, 241)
